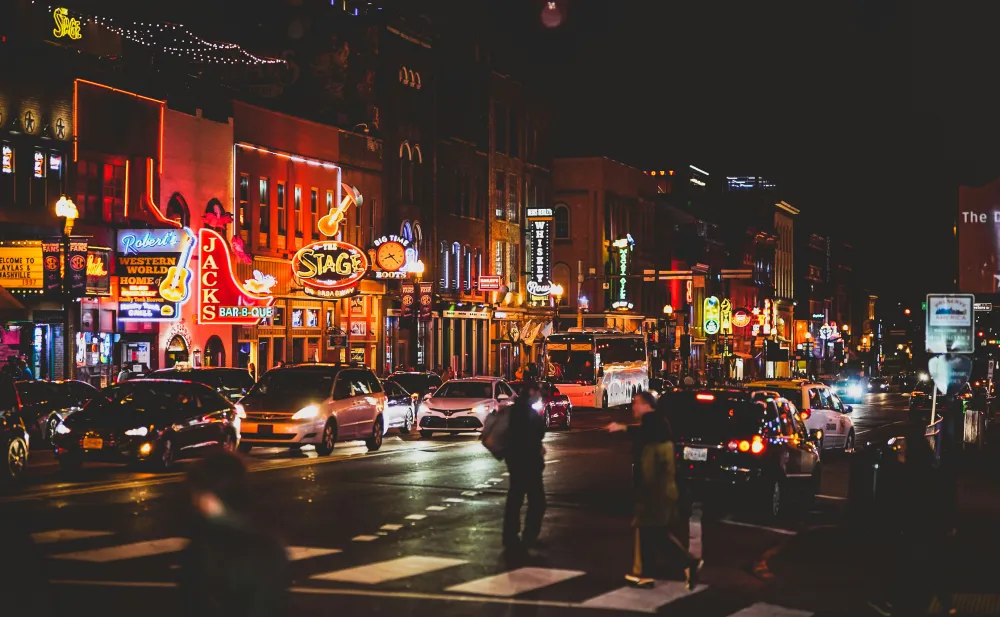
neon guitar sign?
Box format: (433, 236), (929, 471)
(317, 184), (363, 237)
(293, 184), (369, 297)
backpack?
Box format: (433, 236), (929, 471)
(480, 407), (510, 460)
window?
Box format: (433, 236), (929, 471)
(412, 145), (423, 203)
(276, 183), (286, 236)
(494, 171), (505, 219)
(494, 101), (507, 155)
(101, 163), (125, 223)
(400, 142), (412, 202)
(554, 205), (570, 239)
(507, 242), (519, 292)
(509, 109), (519, 159)
(310, 189), (319, 239)
(294, 186), (302, 237)
(439, 241), (450, 290)
(238, 174), (250, 236)
(508, 173), (518, 223)
(463, 246), (472, 292)
(259, 178), (270, 236)
(452, 242), (461, 291)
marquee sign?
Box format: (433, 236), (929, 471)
(293, 240), (369, 298)
(198, 228), (276, 325)
(368, 234), (416, 280)
(527, 209), (553, 299)
(116, 227), (194, 321)
(0, 241), (44, 290)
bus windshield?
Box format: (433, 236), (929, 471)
(546, 348), (596, 384)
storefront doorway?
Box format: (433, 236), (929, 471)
(204, 335), (226, 367)
(165, 335), (189, 367)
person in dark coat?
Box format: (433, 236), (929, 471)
(502, 379), (547, 550)
(180, 452), (288, 617)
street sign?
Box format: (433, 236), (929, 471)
(928, 354), (973, 396)
(925, 294), (975, 354)
(975, 302), (993, 312)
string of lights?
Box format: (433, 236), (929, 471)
(47, 6), (285, 66)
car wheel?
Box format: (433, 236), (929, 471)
(767, 478), (784, 518)
(5, 436), (28, 481)
(564, 406), (572, 429)
(237, 443), (252, 454)
(844, 429), (855, 453)
(158, 438), (176, 471)
(366, 417), (384, 452)
(220, 431), (237, 453)
(400, 408), (414, 435)
(315, 421), (337, 456)
(47, 418), (59, 442)
(544, 407), (552, 429)
(420, 430), (434, 438)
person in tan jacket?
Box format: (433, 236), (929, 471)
(608, 391), (702, 589)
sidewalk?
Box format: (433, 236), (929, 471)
(765, 437), (1000, 616)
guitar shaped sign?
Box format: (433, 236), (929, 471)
(158, 230), (195, 304)
(317, 184), (363, 238)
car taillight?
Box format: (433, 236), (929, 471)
(728, 435), (765, 455)
(800, 408), (811, 420)
(695, 393), (715, 402)
(750, 435), (765, 454)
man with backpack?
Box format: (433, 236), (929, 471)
(499, 380), (547, 551)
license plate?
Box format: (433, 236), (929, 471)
(257, 424), (273, 435)
(826, 423), (837, 432)
(683, 446), (708, 461)
(82, 437), (103, 450)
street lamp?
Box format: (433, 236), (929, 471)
(56, 195), (78, 234)
(550, 282), (564, 305)
(662, 304), (673, 315)
(55, 196), (78, 381)
(408, 259), (425, 281)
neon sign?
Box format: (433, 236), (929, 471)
(1, 146), (12, 174)
(293, 241), (369, 298)
(612, 234), (634, 310)
(52, 7), (82, 40)
(116, 228), (193, 321)
(368, 234), (414, 279)
(528, 209), (553, 299)
(704, 296), (721, 335)
(197, 228), (275, 325)
(720, 298), (733, 334)
(119, 229), (184, 255)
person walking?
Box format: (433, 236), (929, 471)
(247, 362), (257, 383)
(180, 452), (288, 617)
(502, 379), (547, 551)
(608, 392), (702, 589)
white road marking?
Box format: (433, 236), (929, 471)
(351, 535), (379, 542)
(31, 530), (113, 544)
(816, 494), (847, 501)
(502, 472), (510, 477)
(444, 498), (465, 503)
(311, 555), (467, 584)
(461, 491), (479, 496)
(380, 524), (404, 531)
(405, 514), (427, 521)
(727, 603), (813, 617)
(580, 580), (707, 612)
(287, 547), (341, 561)
(52, 538), (189, 563)
(488, 478), (503, 482)
(426, 505), (446, 511)
(474, 483), (491, 488)
(719, 518), (797, 536)
(446, 567), (585, 597)
(546, 460), (560, 464)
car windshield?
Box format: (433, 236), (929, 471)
(389, 374), (432, 393)
(660, 392), (765, 441)
(88, 382), (199, 415)
(248, 369), (337, 401)
(433, 381), (493, 399)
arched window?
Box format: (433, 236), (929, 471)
(553, 262), (572, 306)
(399, 141), (412, 202)
(451, 242), (461, 291)
(204, 335), (226, 367)
(413, 221), (423, 259)
(439, 240), (450, 290)
(166, 192), (190, 228)
(463, 245), (472, 292)
(554, 204), (570, 240)
(411, 144), (422, 203)
(401, 220), (413, 242)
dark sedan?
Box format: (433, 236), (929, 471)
(7, 380), (101, 442)
(386, 371), (443, 399)
(52, 380), (241, 471)
(664, 390), (821, 518)
(509, 380), (572, 429)
(148, 367), (255, 402)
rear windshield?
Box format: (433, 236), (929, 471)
(247, 369), (337, 401)
(659, 392), (765, 441)
(433, 381), (492, 399)
(88, 382), (201, 414)
(388, 374), (436, 393)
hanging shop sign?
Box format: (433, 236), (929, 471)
(400, 281), (416, 319)
(68, 238), (88, 297)
(611, 234), (635, 311)
(85, 247), (111, 297)
(720, 298), (733, 334)
(732, 308), (751, 328)
(368, 234), (416, 280)
(52, 7), (82, 40)
(0, 241), (44, 290)
(292, 240), (369, 298)
(478, 275), (502, 291)
(116, 227), (194, 321)
(197, 228), (276, 325)
(418, 282), (434, 321)
(527, 209), (553, 299)
(704, 295), (721, 335)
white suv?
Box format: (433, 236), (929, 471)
(746, 380), (855, 451)
(238, 364), (387, 454)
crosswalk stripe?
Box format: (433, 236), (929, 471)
(580, 580), (706, 613)
(426, 505), (446, 511)
(287, 547), (341, 561)
(726, 603), (812, 617)
(311, 556), (467, 585)
(32, 530), (113, 544)
(352, 535), (379, 542)
(446, 567), (585, 597)
(52, 538), (189, 563)
(405, 514), (427, 521)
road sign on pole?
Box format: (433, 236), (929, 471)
(925, 294), (975, 354)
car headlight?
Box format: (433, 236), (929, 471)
(291, 404), (320, 420)
(54, 422), (72, 435)
(848, 385), (863, 398)
(472, 403), (488, 416)
(531, 400), (544, 412)
(125, 426), (149, 437)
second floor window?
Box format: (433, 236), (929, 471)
(310, 189), (319, 239)
(277, 183), (286, 236)
(294, 186), (302, 237)
(259, 178), (270, 234)
(495, 171), (505, 219)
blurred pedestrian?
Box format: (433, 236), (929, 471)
(502, 379), (547, 551)
(117, 365), (132, 383)
(247, 362), (256, 383)
(607, 392), (702, 589)
(180, 452), (288, 617)
(275, 360), (285, 368)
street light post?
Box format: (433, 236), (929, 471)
(55, 196), (78, 381)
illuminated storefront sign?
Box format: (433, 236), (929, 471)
(479, 275), (502, 291)
(1, 146), (13, 174)
(86, 247), (111, 296)
(611, 234), (634, 311)
(704, 295), (721, 335)
(527, 208), (553, 300)
(116, 227), (194, 321)
(33, 151), (45, 178)
(368, 234), (415, 280)
(0, 241), (44, 289)
(732, 308), (751, 328)
(198, 228), (275, 325)
(293, 241), (369, 298)
(52, 7), (82, 40)
(720, 298), (733, 334)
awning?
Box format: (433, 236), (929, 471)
(0, 286), (25, 311)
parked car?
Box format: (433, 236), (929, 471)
(42, 380), (101, 440)
(0, 377), (29, 481)
(509, 380), (572, 429)
(380, 379), (416, 434)
(6, 380), (99, 442)
(51, 380), (241, 471)
(238, 364), (387, 454)
(745, 380), (855, 451)
(416, 377), (515, 437)
(148, 366), (254, 402)
(665, 389), (822, 518)
(386, 371), (443, 400)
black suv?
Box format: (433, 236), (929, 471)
(148, 367), (255, 402)
(662, 389), (822, 518)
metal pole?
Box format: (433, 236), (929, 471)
(576, 259), (584, 329)
(63, 230), (72, 381)
(930, 385), (937, 427)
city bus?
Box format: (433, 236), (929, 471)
(545, 329), (648, 409)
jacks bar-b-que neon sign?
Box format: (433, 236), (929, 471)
(197, 228), (275, 325)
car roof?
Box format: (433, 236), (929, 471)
(446, 377), (501, 383)
(390, 371), (439, 376)
(745, 379), (823, 389)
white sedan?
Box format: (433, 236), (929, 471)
(416, 377), (515, 437)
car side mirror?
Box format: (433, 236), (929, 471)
(844, 405), (853, 414)
(808, 429), (823, 443)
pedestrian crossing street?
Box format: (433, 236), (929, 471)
(38, 528), (818, 616)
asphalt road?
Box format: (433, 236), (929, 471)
(4, 393), (910, 617)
